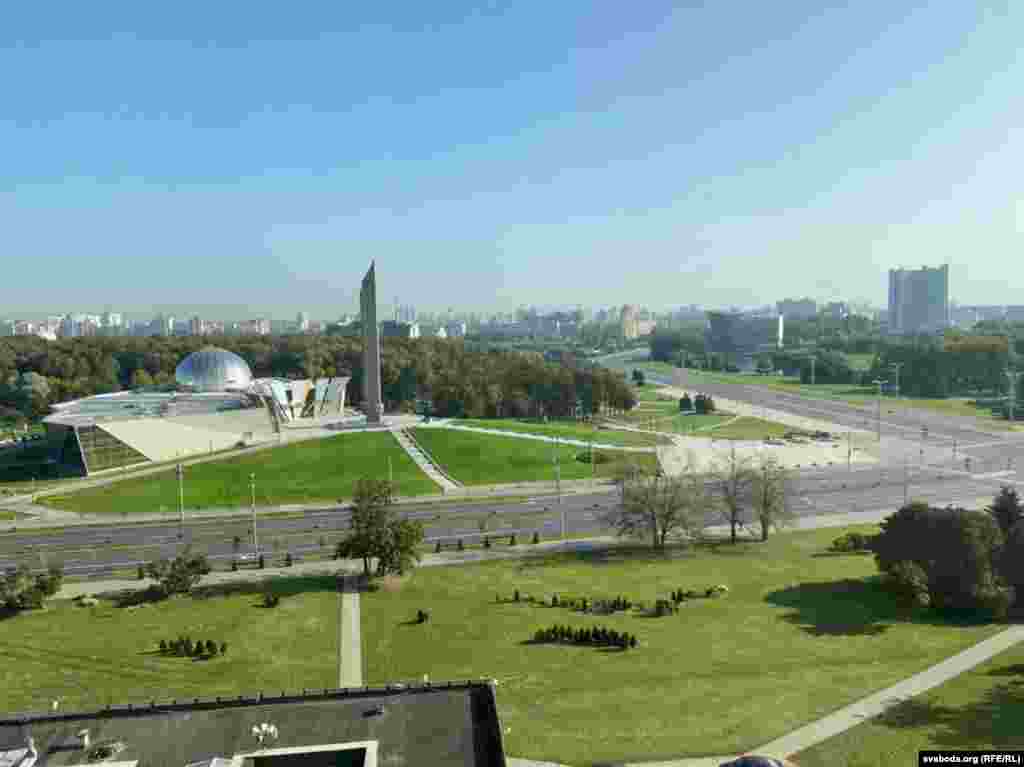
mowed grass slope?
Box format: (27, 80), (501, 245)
(361, 525), (1002, 765)
(412, 427), (659, 485)
(451, 418), (667, 447)
(0, 576), (340, 713)
(796, 642), (1024, 765)
(41, 431), (439, 515)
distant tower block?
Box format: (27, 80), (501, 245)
(360, 261), (383, 424)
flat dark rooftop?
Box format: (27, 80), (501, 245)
(0, 682), (505, 767)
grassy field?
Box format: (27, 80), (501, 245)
(627, 386), (792, 439)
(795, 642), (1024, 765)
(411, 428), (659, 485)
(640, 364), (1021, 429)
(40, 432), (439, 515)
(451, 418), (667, 447)
(0, 511), (17, 522)
(0, 575), (341, 713)
(361, 525), (1003, 765)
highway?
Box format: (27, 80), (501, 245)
(0, 463), (1006, 578)
(2, 349), (1021, 580)
(606, 349), (1024, 470)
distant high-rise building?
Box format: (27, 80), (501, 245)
(776, 298), (817, 320)
(621, 305), (640, 339)
(824, 301), (849, 321)
(888, 265), (949, 335)
(297, 311), (310, 332)
(445, 320), (467, 338)
(190, 316), (206, 336)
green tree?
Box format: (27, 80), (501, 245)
(708, 445), (756, 544)
(987, 486), (1023, 538)
(603, 460), (709, 549)
(751, 455), (795, 541)
(337, 478), (423, 576)
(145, 547), (210, 597)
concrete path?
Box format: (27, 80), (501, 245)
(43, 505), (1023, 767)
(337, 575), (363, 688)
(638, 626), (1024, 767)
(392, 428), (462, 492)
(417, 421), (658, 453)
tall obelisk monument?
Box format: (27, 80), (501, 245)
(360, 261), (383, 424)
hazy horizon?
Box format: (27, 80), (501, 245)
(2, 3), (1021, 317)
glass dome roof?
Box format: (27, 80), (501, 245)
(175, 347), (253, 392)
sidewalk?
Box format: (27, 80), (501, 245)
(46, 506), (1024, 767)
(338, 575), (363, 688)
(3, 480), (619, 530)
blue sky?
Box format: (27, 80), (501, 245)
(2, 1), (1020, 319)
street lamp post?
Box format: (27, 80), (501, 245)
(176, 464), (184, 538)
(891, 363), (903, 399)
(250, 472), (257, 548)
(872, 379), (888, 442)
(1006, 370), (1022, 424)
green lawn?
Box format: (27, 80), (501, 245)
(703, 415), (792, 440)
(0, 575), (341, 713)
(645, 366), (1022, 430)
(40, 432), (439, 515)
(0, 511), (17, 522)
(362, 525), (1002, 765)
(795, 641), (1024, 765)
(411, 428), (659, 485)
(451, 418), (667, 447)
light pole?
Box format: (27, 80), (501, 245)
(890, 363), (903, 399)
(847, 431), (852, 472)
(552, 436), (563, 536)
(903, 455), (909, 505)
(872, 379), (888, 442)
(919, 426), (928, 466)
(250, 472), (257, 548)
(176, 464), (184, 537)
(1006, 370), (1022, 424)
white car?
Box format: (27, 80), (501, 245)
(233, 547), (262, 565)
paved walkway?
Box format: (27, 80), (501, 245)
(338, 575), (363, 688)
(44, 506), (1024, 767)
(392, 428), (462, 492)
(417, 421), (658, 453)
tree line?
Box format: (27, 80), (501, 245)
(0, 335), (637, 423)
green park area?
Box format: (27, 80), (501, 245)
(0, 575), (341, 713)
(625, 387), (791, 440)
(450, 418), (668, 447)
(40, 432), (439, 515)
(0, 511), (17, 521)
(411, 427), (659, 485)
(636, 362), (1020, 428)
(796, 641), (1024, 765)
(0, 524), (1011, 764)
(361, 524), (1001, 765)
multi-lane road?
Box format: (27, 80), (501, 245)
(3, 351), (1023, 580)
(0, 463), (1006, 578)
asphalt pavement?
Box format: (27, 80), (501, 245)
(0, 462), (1006, 578)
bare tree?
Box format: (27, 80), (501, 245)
(708, 445), (756, 544)
(752, 454), (796, 541)
(602, 456), (709, 549)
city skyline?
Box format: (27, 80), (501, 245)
(2, 3), (1022, 315)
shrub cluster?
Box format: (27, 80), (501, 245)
(532, 531), (540, 544)
(159, 636), (227, 658)
(829, 532), (876, 553)
(416, 609), (430, 624)
(669, 585), (728, 602)
(263, 592), (281, 608)
(0, 565), (62, 613)
(873, 500), (1019, 619)
(532, 624), (637, 649)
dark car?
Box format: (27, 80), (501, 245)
(720, 758), (794, 767)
